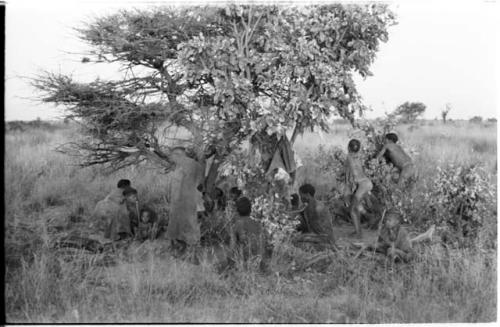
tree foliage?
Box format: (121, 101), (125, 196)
(391, 101), (426, 123)
(469, 116), (483, 124)
(32, 4), (396, 180)
(441, 103), (451, 124)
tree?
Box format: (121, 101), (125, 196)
(390, 102), (426, 123)
(32, 4), (396, 192)
(441, 103), (451, 124)
(470, 116), (483, 124)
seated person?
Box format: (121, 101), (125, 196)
(134, 206), (160, 241)
(228, 197), (272, 273)
(369, 209), (432, 262)
(231, 197), (266, 259)
(106, 179), (131, 203)
(106, 186), (138, 241)
(297, 184), (336, 246)
(93, 179), (131, 240)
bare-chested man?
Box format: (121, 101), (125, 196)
(231, 197), (266, 259)
(229, 197), (272, 272)
(344, 139), (373, 239)
(376, 133), (416, 187)
(298, 184), (336, 246)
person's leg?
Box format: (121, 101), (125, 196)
(350, 180), (373, 237)
(349, 203), (363, 238)
(410, 225), (435, 246)
(398, 164), (416, 188)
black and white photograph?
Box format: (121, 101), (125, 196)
(4, 0), (498, 323)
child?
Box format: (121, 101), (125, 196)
(344, 139), (373, 238)
(134, 206), (159, 241)
(376, 133), (416, 187)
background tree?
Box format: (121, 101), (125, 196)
(32, 4), (396, 192)
(441, 103), (451, 124)
(469, 116), (483, 124)
(390, 101), (426, 123)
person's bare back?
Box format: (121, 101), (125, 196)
(376, 133), (416, 187)
(380, 143), (412, 171)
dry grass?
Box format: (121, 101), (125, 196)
(4, 120), (497, 323)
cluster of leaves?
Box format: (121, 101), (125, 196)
(33, 4), (396, 177)
(428, 164), (494, 242)
(251, 193), (299, 247)
(220, 148), (299, 247)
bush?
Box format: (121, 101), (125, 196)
(428, 164), (494, 246)
(469, 116), (483, 124)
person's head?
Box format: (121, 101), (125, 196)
(235, 197), (252, 217)
(140, 207), (155, 224)
(229, 187), (242, 201)
(117, 179), (131, 189)
(299, 184), (315, 204)
(348, 139), (361, 153)
(385, 133), (398, 144)
(384, 209), (401, 242)
(122, 186), (138, 204)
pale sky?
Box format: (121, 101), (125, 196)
(5, 0), (499, 121)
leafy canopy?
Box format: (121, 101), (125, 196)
(391, 101), (426, 123)
(32, 4), (396, 172)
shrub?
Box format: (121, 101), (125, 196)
(429, 164), (494, 246)
(469, 116), (483, 124)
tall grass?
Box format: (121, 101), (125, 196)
(4, 121), (497, 323)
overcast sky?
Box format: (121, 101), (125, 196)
(5, 0), (499, 121)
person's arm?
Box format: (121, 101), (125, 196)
(344, 157), (352, 199)
(375, 145), (388, 161)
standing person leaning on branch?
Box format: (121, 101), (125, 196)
(344, 139), (373, 239)
(376, 133), (417, 187)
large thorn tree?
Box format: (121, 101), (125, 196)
(33, 4), (396, 188)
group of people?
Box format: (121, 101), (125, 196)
(92, 179), (160, 243)
(91, 132), (427, 264)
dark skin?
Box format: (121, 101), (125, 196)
(231, 214), (266, 262)
(344, 150), (372, 239)
(373, 214), (415, 262)
(298, 191), (335, 243)
(134, 210), (159, 241)
(376, 138), (414, 187)
(376, 140), (412, 171)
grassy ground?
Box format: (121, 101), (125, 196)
(4, 120), (497, 323)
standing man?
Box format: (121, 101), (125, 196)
(166, 147), (204, 256)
